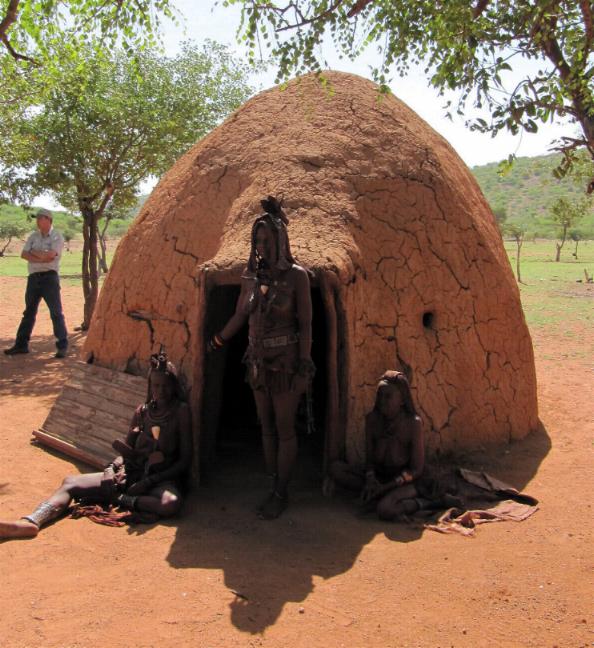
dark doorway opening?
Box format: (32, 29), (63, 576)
(200, 284), (328, 488)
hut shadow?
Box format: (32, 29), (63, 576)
(450, 420), (552, 491)
(164, 423), (551, 633)
(0, 332), (85, 400)
(166, 473), (422, 633)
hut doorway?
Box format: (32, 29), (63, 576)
(200, 284), (331, 488)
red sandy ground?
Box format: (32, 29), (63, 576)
(0, 275), (592, 648)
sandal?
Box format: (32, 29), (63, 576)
(258, 491), (288, 520)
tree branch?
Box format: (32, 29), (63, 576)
(0, 0), (20, 42)
(580, 0), (593, 57)
(472, 0), (490, 19)
(95, 182), (115, 219)
(275, 0), (346, 32)
(0, 0), (39, 64)
(347, 0), (374, 19)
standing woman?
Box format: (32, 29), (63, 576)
(210, 197), (314, 519)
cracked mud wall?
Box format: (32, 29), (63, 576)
(84, 71), (538, 457)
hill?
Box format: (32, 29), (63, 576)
(0, 194), (148, 240)
(2, 156), (594, 239)
(471, 153), (594, 238)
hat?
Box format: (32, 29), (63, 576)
(35, 208), (53, 220)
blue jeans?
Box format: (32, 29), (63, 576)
(15, 271), (68, 351)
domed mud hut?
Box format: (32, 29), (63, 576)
(84, 71), (538, 479)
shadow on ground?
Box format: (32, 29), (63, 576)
(165, 422), (551, 633)
(451, 420), (552, 492)
(0, 332), (85, 400)
(166, 477), (415, 633)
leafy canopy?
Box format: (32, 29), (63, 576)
(224, 0), (594, 186)
(0, 39), (253, 212)
(548, 195), (589, 230)
(0, 0), (176, 65)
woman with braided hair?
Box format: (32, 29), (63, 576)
(329, 371), (431, 520)
(210, 196), (314, 519)
(0, 350), (192, 539)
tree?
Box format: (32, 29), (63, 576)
(0, 221), (27, 256)
(503, 222), (527, 283)
(548, 196), (589, 261)
(1, 40), (253, 328)
(63, 229), (74, 253)
(1, 2), (177, 203)
(0, 0), (175, 66)
(227, 0), (594, 190)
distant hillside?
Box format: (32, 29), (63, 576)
(0, 194), (148, 239)
(471, 153), (594, 238)
(3, 162), (593, 239)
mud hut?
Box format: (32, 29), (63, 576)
(83, 71), (538, 478)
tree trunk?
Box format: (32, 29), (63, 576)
(81, 207), (100, 330)
(0, 236), (12, 256)
(574, 240), (579, 259)
(555, 224), (568, 262)
(98, 230), (109, 274)
(516, 236), (524, 283)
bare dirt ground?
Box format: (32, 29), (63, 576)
(0, 275), (592, 648)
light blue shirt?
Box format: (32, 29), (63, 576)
(23, 227), (64, 274)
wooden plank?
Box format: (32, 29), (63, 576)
(41, 420), (116, 453)
(33, 362), (147, 466)
(41, 413), (125, 447)
(49, 399), (130, 429)
(69, 362), (146, 391)
(32, 430), (107, 469)
(44, 398), (131, 427)
(41, 421), (117, 456)
(76, 364), (147, 390)
(65, 375), (145, 409)
(60, 385), (134, 420)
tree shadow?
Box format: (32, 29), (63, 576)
(0, 332), (85, 400)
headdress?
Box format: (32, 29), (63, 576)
(146, 346), (184, 405)
(246, 195), (295, 274)
(149, 347), (176, 376)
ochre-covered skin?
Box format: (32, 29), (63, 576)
(84, 71), (538, 460)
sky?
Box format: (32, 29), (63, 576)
(162, 0), (573, 167)
(42, 0), (575, 209)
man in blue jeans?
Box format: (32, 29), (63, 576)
(4, 208), (69, 358)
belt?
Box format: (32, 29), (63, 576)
(29, 270), (57, 277)
(249, 333), (299, 348)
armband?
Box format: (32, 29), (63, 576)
(208, 333), (226, 351)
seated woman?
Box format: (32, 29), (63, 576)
(0, 350), (192, 539)
(329, 370), (437, 520)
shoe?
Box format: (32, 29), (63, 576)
(4, 346), (29, 356)
(54, 348), (68, 358)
